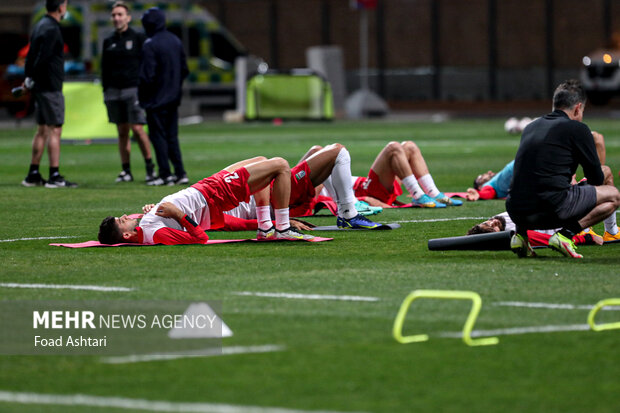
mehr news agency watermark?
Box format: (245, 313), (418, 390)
(0, 301), (227, 355)
(33, 310), (218, 348)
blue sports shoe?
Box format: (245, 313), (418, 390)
(337, 214), (382, 229)
(434, 192), (463, 206)
(411, 194), (446, 208)
(354, 200), (383, 216)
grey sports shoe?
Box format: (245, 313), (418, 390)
(274, 227), (315, 241)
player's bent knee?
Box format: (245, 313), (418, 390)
(249, 156), (268, 163)
(385, 141), (403, 155)
(401, 140), (419, 154)
(269, 157), (290, 173)
(601, 165), (611, 176)
(324, 143), (343, 152)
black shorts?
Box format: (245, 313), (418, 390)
(508, 184), (597, 230)
(34, 91), (64, 126)
(104, 87), (146, 125)
(556, 184), (597, 221)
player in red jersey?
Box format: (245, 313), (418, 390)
(224, 143), (383, 230)
(98, 156), (314, 245)
(467, 211), (603, 246)
(352, 141), (462, 208)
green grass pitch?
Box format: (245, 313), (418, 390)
(0, 117), (619, 412)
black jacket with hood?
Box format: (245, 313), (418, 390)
(138, 7), (189, 110)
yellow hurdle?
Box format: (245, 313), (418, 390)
(392, 289), (499, 347)
(587, 298), (620, 332)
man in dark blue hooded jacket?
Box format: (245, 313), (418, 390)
(139, 7), (189, 186)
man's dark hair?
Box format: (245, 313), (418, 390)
(473, 178), (481, 190)
(552, 79), (587, 110)
(466, 215), (506, 236)
(467, 224), (491, 236)
(112, 1), (130, 12)
(98, 216), (124, 244)
(46, 0), (65, 13)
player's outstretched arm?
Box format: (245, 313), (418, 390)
(466, 188), (480, 201)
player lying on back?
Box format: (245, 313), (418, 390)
(348, 141), (462, 208)
(466, 212), (604, 252)
(223, 143), (385, 230)
(97, 156), (314, 245)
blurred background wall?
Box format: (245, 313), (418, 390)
(2, 0), (619, 103)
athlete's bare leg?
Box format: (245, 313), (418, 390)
(304, 143), (343, 187)
(244, 157), (291, 210)
(30, 124), (49, 165)
(592, 131), (606, 165)
(46, 125), (61, 167)
(369, 141), (410, 190)
(298, 145), (324, 164)
(131, 124), (152, 160)
(117, 123), (131, 164)
(401, 140), (430, 178)
(577, 184), (620, 229)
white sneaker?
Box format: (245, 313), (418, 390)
(274, 227), (315, 241)
(175, 174), (189, 185)
(115, 170), (133, 183)
(146, 177), (164, 186)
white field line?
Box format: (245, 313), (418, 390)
(495, 301), (620, 311)
(0, 390), (363, 413)
(0, 235), (79, 243)
(102, 344), (285, 365)
(0, 283), (133, 292)
(393, 216), (485, 224)
(439, 324), (591, 339)
(233, 292), (379, 302)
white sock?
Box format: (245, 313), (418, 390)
(256, 206), (272, 231)
(329, 148), (358, 219)
(402, 175), (425, 199)
(604, 211), (618, 234)
(418, 174), (440, 198)
(319, 185), (330, 197)
(274, 208), (290, 231)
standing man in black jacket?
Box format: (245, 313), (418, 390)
(101, 1), (156, 185)
(507, 80), (620, 258)
(139, 7), (189, 186)
(22, 0), (77, 188)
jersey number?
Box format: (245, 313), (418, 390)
(224, 172), (239, 183)
(362, 178), (371, 190)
